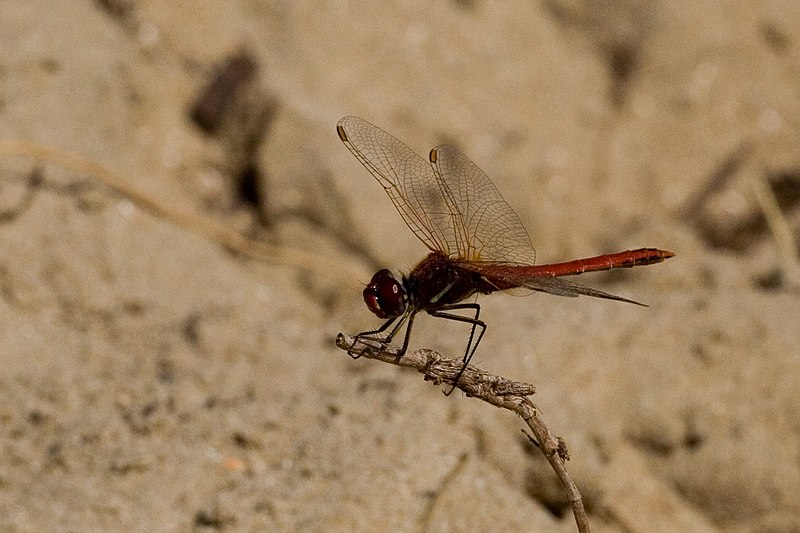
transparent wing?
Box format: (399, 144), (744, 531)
(337, 116), (460, 256)
(337, 116), (538, 270)
(429, 145), (536, 264)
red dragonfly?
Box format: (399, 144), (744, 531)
(337, 116), (673, 390)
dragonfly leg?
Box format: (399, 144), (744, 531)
(429, 303), (486, 395)
(395, 312), (416, 362)
(350, 313), (412, 359)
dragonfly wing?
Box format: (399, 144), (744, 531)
(337, 116), (460, 256)
(430, 145), (537, 264)
(522, 277), (645, 305)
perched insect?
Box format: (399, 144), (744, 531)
(337, 116), (673, 391)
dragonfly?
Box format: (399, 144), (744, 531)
(337, 116), (673, 392)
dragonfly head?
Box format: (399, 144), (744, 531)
(363, 269), (407, 319)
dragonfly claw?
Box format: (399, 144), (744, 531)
(347, 334), (389, 359)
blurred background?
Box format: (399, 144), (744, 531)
(1, 1), (799, 531)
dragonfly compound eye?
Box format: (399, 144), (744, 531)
(363, 269), (406, 319)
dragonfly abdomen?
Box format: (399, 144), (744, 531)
(521, 248), (674, 278)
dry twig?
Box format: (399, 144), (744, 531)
(336, 333), (590, 533)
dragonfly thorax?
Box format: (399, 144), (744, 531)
(363, 269), (408, 319)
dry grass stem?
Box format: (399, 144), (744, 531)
(0, 140), (365, 286)
(751, 173), (800, 289)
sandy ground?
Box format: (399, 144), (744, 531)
(1, 1), (799, 532)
